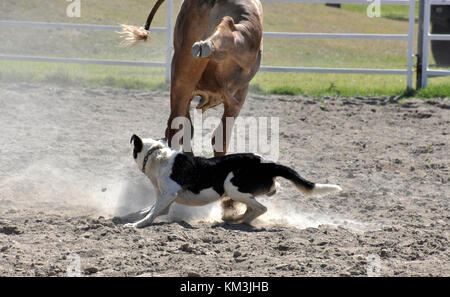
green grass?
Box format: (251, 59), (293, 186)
(252, 72), (407, 97)
(0, 1), (448, 98)
(415, 82), (450, 98)
(0, 61), (167, 90)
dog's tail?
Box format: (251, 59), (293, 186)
(269, 164), (342, 196)
(118, 0), (165, 47)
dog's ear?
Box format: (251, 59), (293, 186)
(130, 134), (143, 158)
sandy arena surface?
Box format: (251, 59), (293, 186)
(0, 83), (448, 276)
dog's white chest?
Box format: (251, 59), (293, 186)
(176, 187), (222, 206)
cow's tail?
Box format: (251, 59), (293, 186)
(118, 0), (165, 47)
(269, 163), (342, 196)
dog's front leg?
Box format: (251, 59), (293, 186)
(125, 177), (181, 228)
(115, 179), (160, 225)
(114, 205), (154, 225)
(125, 193), (177, 228)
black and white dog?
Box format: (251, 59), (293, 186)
(124, 134), (341, 228)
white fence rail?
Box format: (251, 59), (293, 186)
(0, 7), (174, 82)
(0, 0), (445, 90)
(258, 0), (416, 89)
(420, 0), (450, 88)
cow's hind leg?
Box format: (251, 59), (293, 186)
(192, 16), (262, 70)
(211, 86), (248, 156)
(191, 17), (235, 60)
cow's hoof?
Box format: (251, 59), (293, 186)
(192, 42), (202, 58)
(192, 40), (214, 58)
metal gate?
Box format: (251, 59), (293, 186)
(419, 0), (450, 88)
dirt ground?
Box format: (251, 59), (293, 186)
(0, 83), (448, 277)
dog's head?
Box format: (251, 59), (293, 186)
(130, 134), (166, 172)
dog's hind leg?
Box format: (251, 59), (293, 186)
(223, 172), (268, 224)
(221, 197), (248, 223)
(223, 196), (266, 224)
(228, 205), (251, 223)
(238, 197), (267, 225)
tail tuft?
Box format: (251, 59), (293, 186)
(309, 183), (342, 196)
(118, 25), (150, 47)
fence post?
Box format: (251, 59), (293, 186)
(406, 0), (416, 90)
(165, 0), (173, 83)
(416, 0), (425, 89)
(421, 0), (431, 88)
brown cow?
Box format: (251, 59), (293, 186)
(121, 0), (263, 156)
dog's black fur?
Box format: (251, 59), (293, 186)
(170, 153), (314, 198)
